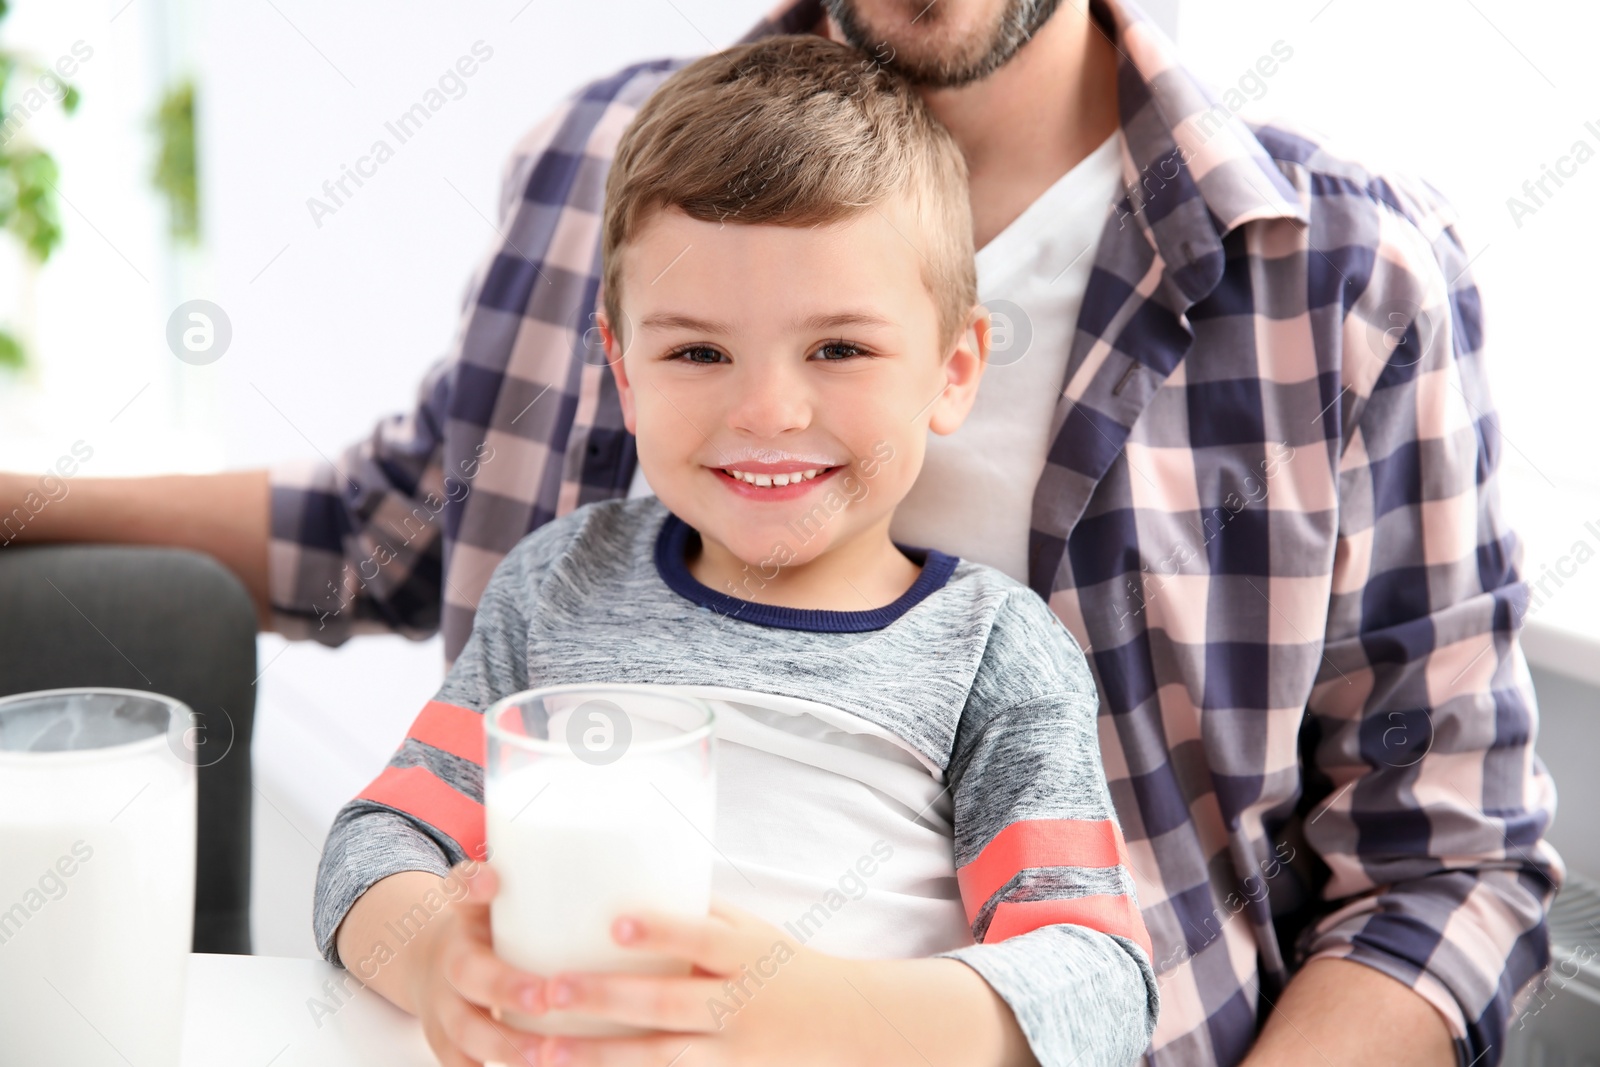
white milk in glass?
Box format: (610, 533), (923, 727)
(486, 689), (715, 1037)
(0, 690), (195, 1067)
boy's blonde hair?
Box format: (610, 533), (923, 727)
(601, 35), (976, 353)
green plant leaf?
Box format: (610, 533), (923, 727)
(7, 146), (61, 261)
(0, 329), (25, 369)
(151, 79), (198, 244)
(0, 3), (78, 369)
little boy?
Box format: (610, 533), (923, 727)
(315, 35), (1157, 1067)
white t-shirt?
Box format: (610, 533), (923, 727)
(629, 129), (1125, 585)
(682, 685), (973, 959)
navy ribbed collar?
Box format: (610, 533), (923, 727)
(653, 509), (958, 632)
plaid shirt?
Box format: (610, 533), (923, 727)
(268, 0), (1563, 1062)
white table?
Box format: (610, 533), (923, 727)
(182, 954), (436, 1066)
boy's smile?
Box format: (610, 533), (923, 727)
(601, 193), (988, 612)
(711, 463), (845, 500)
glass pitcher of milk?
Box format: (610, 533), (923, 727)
(485, 683), (716, 1037)
(0, 688), (197, 1067)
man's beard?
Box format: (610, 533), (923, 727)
(822, 0), (1067, 88)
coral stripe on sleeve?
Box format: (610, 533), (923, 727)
(986, 894), (1153, 960)
(357, 765), (487, 860)
(406, 700), (486, 764)
(956, 819), (1125, 922)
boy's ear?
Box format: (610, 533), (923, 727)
(598, 310), (637, 435)
(927, 304), (991, 436)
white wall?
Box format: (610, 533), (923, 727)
(199, 0), (767, 473)
(0, 0), (197, 473)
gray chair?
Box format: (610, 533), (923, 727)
(0, 544), (256, 954)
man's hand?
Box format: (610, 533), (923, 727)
(537, 900), (1036, 1067)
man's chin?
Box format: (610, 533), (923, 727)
(822, 0), (1062, 89)
(823, 1), (991, 62)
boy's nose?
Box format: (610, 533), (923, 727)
(724, 365), (812, 437)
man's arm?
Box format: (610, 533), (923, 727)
(0, 348), (460, 646)
(0, 469), (272, 627)
(1244, 959), (1452, 1066)
(1269, 173), (1563, 1065)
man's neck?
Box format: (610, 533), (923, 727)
(829, 3), (1121, 250)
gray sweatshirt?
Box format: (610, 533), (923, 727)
(314, 495), (1158, 1065)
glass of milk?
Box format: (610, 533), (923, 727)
(485, 683), (716, 1036)
(0, 687), (197, 1067)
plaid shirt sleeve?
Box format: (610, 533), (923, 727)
(1293, 170), (1564, 1062)
(264, 108), (569, 647)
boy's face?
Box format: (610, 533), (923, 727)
(602, 194), (986, 574)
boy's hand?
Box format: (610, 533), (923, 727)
(403, 862), (550, 1067)
(537, 899), (883, 1067)
(346, 871), (1029, 1066)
